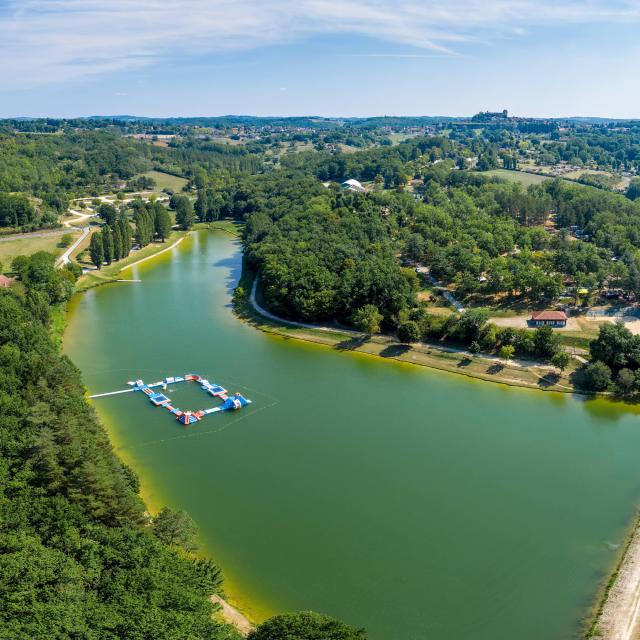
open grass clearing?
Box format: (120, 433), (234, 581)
(0, 230), (81, 271)
(140, 170), (188, 193)
(478, 169), (552, 186)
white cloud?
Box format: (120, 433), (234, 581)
(1, 0), (639, 88)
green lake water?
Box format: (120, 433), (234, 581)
(64, 230), (640, 640)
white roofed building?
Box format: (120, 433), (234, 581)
(341, 179), (365, 193)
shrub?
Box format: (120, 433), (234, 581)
(583, 361), (612, 391)
(397, 321), (421, 344)
(248, 612), (367, 640)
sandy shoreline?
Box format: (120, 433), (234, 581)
(591, 514), (640, 640)
(211, 594), (255, 636)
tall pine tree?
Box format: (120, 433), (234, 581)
(89, 232), (104, 269)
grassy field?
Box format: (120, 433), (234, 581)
(141, 170), (188, 192)
(479, 169), (552, 186)
(0, 230), (80, 271)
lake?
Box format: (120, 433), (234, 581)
(64, 230), (640, 640)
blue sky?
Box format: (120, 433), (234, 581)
(0, 0), (639, 118)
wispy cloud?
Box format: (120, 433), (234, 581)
(1, 0), (639, 88)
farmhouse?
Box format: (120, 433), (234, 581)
(530, 310), (568, 328)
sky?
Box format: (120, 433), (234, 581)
(0, 0), (639, 119)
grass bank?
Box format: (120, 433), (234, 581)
(75, 229), (189, 292)
(234, 265), (579, 395)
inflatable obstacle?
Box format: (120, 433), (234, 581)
(125, 375), (251, 426)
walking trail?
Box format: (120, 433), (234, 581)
(249, 279), (570, 377)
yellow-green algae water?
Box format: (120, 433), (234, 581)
(65, 231), (640, 640)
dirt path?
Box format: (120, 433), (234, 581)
(120, 235), (187, 271)
(593, 518), (640, 640)
(210, 594), (255, 636)
(249, 279), (569, 374)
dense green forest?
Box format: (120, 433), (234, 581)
(0, 257), (234, 639)
(0, 255), (367, 639)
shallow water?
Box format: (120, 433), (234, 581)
(65, 230), (640, 640)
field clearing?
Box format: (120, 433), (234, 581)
(141, 170), (188, 192)
(561, 169), (629, 190)
(0, 230), (80, 270)
(479, 169), (551, 186)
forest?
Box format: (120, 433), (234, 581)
(0, 255), (366, 639)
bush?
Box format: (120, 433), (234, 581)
(551, 350), (570, 371)
(499, 344), (515, 360)
(248, 612), (367, 640)
(616, 368), (636, 395)
(583, 361), (612, 391)
(397, 321), (421, 344)
(57, 233), (73, 248)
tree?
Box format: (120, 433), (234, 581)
(89, 232), (104, 269)
(175, 197), (195, 230)
(627, 178), (640, 201)
(583, 361), (612, 391)
(590, 321), (640, 372)
(112, 224), (123, 261)
(455, 309), (490, 342)
(533, 325), (560, 358)
(499, 344), (515, 360)
(58, 233), (73, 248)
(97, 203), (117, 227)
(152, 507), (198, 551)
(616, 368), (636, 395)
(551, 350), (570, 372)
(155, 206), (172, 241)
(101, 226), (114, 265)
(353, 305), (382, 335)
(248, 612), (367, 640)
(118, 215), (132, 257)
(397, 321), (421, 344)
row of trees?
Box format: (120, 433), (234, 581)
(133, 200), (173, 246)
(89, 215), (132, 269)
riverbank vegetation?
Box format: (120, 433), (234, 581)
(0, 257), (235, 638)
(1, 252), (369, 639)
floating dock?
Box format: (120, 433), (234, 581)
(90, 374), (251, 426)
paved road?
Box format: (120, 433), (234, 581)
(57, 225), (90, 266)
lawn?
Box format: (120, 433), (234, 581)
(0, 230), (80, 271)
(140, 170), (188, 193)
(479, 169), (552, 186)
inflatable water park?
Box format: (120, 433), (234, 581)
(89, 374), (251, 425)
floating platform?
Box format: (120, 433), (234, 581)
(90, 374), (252, 426)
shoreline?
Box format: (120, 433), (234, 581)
(241, 270), (640, 639)
(119, 234), (187, 271)
(67, 228), (639, 639)
(241, 275), (582, 396)
(588, 511), (640, 639)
